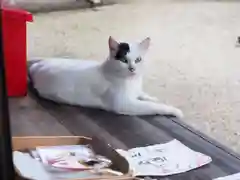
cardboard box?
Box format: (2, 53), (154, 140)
(12, 136), (134, 180)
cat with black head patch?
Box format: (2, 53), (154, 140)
(28, 37), (183, 118)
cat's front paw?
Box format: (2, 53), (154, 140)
(172, 108), (184, 119)
(155, 104), (184, 119)
(148, 96), (159, 102)
(138, 94), (159, 102)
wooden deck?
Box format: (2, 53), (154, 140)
(9, 91), (240, 180)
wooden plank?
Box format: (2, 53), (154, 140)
(9, 95), (72, 136)
(9, 91), (240, 179)
(33, 96), (230, 180)
(82, 109), (172, 147)
(169, 116), (240, 161)
(80, 109), (228, 180)
(33, 96), (128, 149)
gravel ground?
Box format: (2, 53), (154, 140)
(27, 0), (240, 153)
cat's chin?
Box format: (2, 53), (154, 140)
(128, 71), (138, 76)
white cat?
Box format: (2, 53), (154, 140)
(28, 36), (183, 118)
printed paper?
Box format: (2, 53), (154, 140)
(117, 139), (212, 176)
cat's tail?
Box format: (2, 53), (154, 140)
(27, 58), (42, 82)
(27, 58), (42, 70)
(27, 58), (43, 96)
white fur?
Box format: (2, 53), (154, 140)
(29, 37), (183, 118)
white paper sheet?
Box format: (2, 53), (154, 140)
(13, 151), (52, 180)
(117, 139), (212, 176)
(213, 172), (240, 180)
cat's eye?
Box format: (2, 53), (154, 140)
(120, 58), (128, 64)
(135, 57), (142, 63)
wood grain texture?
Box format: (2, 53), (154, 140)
(9, 91), (240, 180)
(9, 95), (72, 136)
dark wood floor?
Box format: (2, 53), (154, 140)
(9, 92), (240, 180)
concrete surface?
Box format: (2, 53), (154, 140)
(27, 0), (240, 153)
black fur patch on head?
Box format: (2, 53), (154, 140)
(115, 42), (130, 60)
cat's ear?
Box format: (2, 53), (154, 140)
(108, 36), (119, 52)
(138, 37), (151, 52)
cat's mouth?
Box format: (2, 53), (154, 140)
(129, 70), (137, 75)
(128, 67), (136, 73)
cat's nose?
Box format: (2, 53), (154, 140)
(128, 67), (135, 72)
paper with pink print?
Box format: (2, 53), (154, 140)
(116, 139), (212, 176)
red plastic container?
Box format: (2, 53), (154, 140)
(2, 8), (33, 97)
